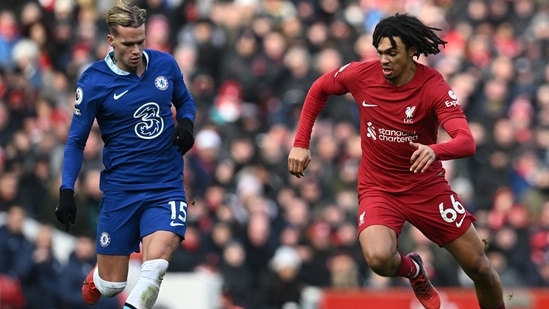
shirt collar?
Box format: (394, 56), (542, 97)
(104, 50), (149, 75)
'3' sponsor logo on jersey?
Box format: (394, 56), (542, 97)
(439, 194), (466, 228)
(134, 103), (163, 139)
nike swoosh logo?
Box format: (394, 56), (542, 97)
(362, 101), (377, 107)
(113, 90), (129, 100)
(170, 221), (185, 227)
(455, 213), (466, 228)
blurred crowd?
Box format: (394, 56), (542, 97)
(1, 0), (549, 308)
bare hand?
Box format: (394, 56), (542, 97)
(288, 147), (311, 178)
(33, 248), (50, 263)
(409, 142), (435, 173)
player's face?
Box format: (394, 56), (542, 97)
(108, 25), (146, 73)
(376, 36), (416, 86)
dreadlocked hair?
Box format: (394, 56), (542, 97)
(372, 13), (447, 58)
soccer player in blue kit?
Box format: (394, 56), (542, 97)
(54, 1), (196, 308)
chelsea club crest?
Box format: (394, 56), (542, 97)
(154, 76), (168, 91)
(99, 232), (111, 247)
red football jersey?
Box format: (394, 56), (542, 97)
(294, 60), (470, 195)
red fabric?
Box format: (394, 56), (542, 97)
(293, 61), (473, 196)
(394, 252), (417, 278)
(430, 117), (476, 160)
(357, 181), (476, 246)
(0, 275), (25, 309)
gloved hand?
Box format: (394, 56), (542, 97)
(55, 189), (77, 231)
(172, 118), (194, 155)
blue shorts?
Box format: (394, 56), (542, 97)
(95, 188), (188, 255)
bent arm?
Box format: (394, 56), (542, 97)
(430, 117), (476, 160)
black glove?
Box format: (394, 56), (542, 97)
(55, 189), (77, 231)
(172, 118), (194, 155)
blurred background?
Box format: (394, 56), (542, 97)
(0, 0), (549, 308)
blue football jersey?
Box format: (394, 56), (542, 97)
(61, 49), (196, 191)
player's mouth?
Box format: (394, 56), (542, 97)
(129, 57), (141, 65)
(382, 66), (393, 76)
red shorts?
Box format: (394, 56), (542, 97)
(357, 182), (476, 246)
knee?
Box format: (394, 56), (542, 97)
(94, 274), (127, 297)
(462, 255), (495, 282)
(363, 250), (396, 276)
(141, 259), (169, 283)
(100, 284), (126, 297)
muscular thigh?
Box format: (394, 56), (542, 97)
(403, 183), (476, 246)
(443, 225), (488, 273)
(97, 254), (130, 282)
(142, 231), (183, 261)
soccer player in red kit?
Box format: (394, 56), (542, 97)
(288, 13), (506, 309)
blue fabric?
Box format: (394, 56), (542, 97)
(61, 49), (196, 192)
(95, 188), (188, 255)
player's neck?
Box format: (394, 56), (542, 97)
(393, 62), (416, 87)
(111, 54), (146, 77)
(135, 55), (146, 77)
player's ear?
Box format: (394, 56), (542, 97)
(107, 34), (114, 46)
(408, 46), (417, 58)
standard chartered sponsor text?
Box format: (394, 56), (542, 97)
(377, 128), (419, 142)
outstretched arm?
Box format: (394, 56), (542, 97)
(292, 77), (332, 149)
(289, 64), (352, 177)
(289, 75), (332, 178)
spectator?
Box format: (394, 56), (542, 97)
(168, 225), (208, 272)
(328, 252), (361, 289)
(19, 224), (61, 309)
(0, 10), (21, 70)
(17, 153), (55, 220)
(241, 212), (277, 306)
(259, 245), (304, 309)
(205, 220), (236, 266)
(57, 233), (121, 309)
(299, 221), (333, 287)
(0, 172), (21, 212)
(0, 204), (31, 309)
(218, 241), (253, 309)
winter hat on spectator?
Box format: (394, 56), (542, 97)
(270, 246), (301, 272)
(195, 128), (221, 151)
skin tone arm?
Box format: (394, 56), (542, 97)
(288, 147), (311, 178)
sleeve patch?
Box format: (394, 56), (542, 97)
(75, 87), (83, 106)
(444, 90), (459, 107)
